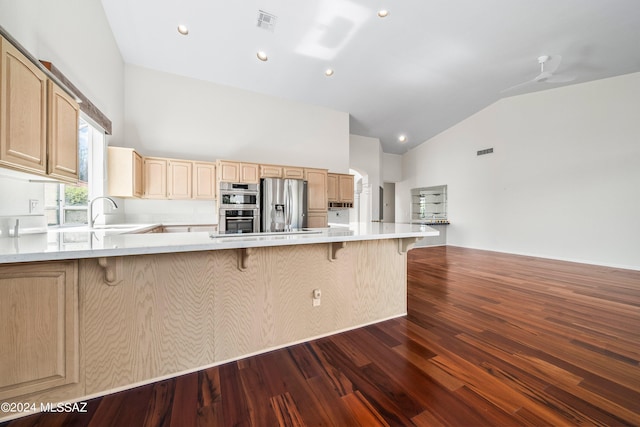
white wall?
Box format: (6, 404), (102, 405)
(398, 72), (640, 270)
(349, 134), (382, 221)
(123, 64), (350, 171)
(382, 153), (403, 183)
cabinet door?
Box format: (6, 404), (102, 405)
(167, 160), (192, 199)
(282, 167), (304, 179)
(132, 151), (143, 197)
(47, 80), (79, 182)
(0, 37), (48, 174)
(338, 174), (354, 203)
(107, 147), (143, 198)
(193, 162), (216, 199)
(307, 212), (328, 228)
(260, 164), (282, 178)
(143, 157), (167, 198)
(327, 173), (338, 202)
(240, 163), (259, 183)
(304, 168), (328, 212)
(0, 261), (79, 400)
(217, 160), (239, 183)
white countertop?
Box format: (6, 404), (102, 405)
(0, 223), (439, 264)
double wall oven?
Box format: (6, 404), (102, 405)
(218, 182), (260, 234)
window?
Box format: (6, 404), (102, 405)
(45, 117), (103, 226)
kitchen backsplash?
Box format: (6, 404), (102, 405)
(328, 208), (349, 225)
(121, 199), (217, 225)
(0, 174), (44, 217)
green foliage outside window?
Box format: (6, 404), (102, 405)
(65, 186), (88, 206)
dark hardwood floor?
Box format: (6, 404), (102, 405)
(4, 246), (640, 426)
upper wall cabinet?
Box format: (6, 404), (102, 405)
(47, 80), (79, 181)
(260, 164), (282, 178)
(338, 174), (354, 203)
(143, 157), (168, 199)
(282, 166), (304, 179)
(217, 160), (259, 184)
(193, 161), (216, 199)
(327, 173), (354, 207)
(0, 37), (47, 175)
(167, 159), (193, 199)
(0, 36), (79, 182)
(108, 149), (217, 200)
(107, 147), (143, 198)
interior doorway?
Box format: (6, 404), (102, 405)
(383, 182), (395, 222)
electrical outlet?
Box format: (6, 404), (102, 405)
(29, 199), (38, 213)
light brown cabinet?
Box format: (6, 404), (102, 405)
(304, 168), (328, 227)
(327, 174), (338, 202)
(193, 161), (216, 199)
(47, 80), (79, 182)
(259, 164), (305, 179)
(260, 164), (282, 178)
(217, 160), (259, 184)
(167, 159), (192, 199)
(307, 211), (329, 228)
(240, 162), (259, 183)
(0, 37), (79, 182)
(143, 157), (167, 199)
(0, 261), (79, 400)
(328, 173), (354, 206)
(283, 167), (304, 179)
(338, 174), (354, 203)
(0, 37), (48, 175)
(109, 151), (216, 200)
(217, 160), (239, 182)
(107, 147), (143, 198)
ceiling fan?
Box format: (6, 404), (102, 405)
(501, 55), (575, 93)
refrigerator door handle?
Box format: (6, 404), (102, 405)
(285, 180), (291, 230)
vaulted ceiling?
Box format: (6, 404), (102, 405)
(101, 0), (640, 153)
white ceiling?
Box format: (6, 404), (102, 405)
(100, 0), (640, 154)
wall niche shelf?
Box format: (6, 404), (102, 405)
(411, 185), (448, 224)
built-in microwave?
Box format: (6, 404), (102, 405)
(219, 182), (259, 208)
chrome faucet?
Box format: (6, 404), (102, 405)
(88, 196), (118, 228)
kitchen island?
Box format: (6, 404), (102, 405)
(0, 223), (437, 421)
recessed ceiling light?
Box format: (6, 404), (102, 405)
(398, 135), (407, 143)
(378, 10), (389, 18)
(177, 24), (189, 35)
(257, 51), (268, 61)
(325, 68), (334, 77)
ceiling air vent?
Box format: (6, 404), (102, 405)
(477, 148), (494, 156)
(257, 10), (277, 31)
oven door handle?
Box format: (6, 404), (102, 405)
(225, 217), (254, 220)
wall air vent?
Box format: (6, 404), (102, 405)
(257, 10), (277, 31)
(477, 148), (494, 156)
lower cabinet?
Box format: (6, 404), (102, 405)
(0, 261), (79, 401)
(307, 212), (329, 228)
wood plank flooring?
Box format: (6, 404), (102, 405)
(3, 246), (639, 426)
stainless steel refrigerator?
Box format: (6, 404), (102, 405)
(261, 178), (307, 232)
